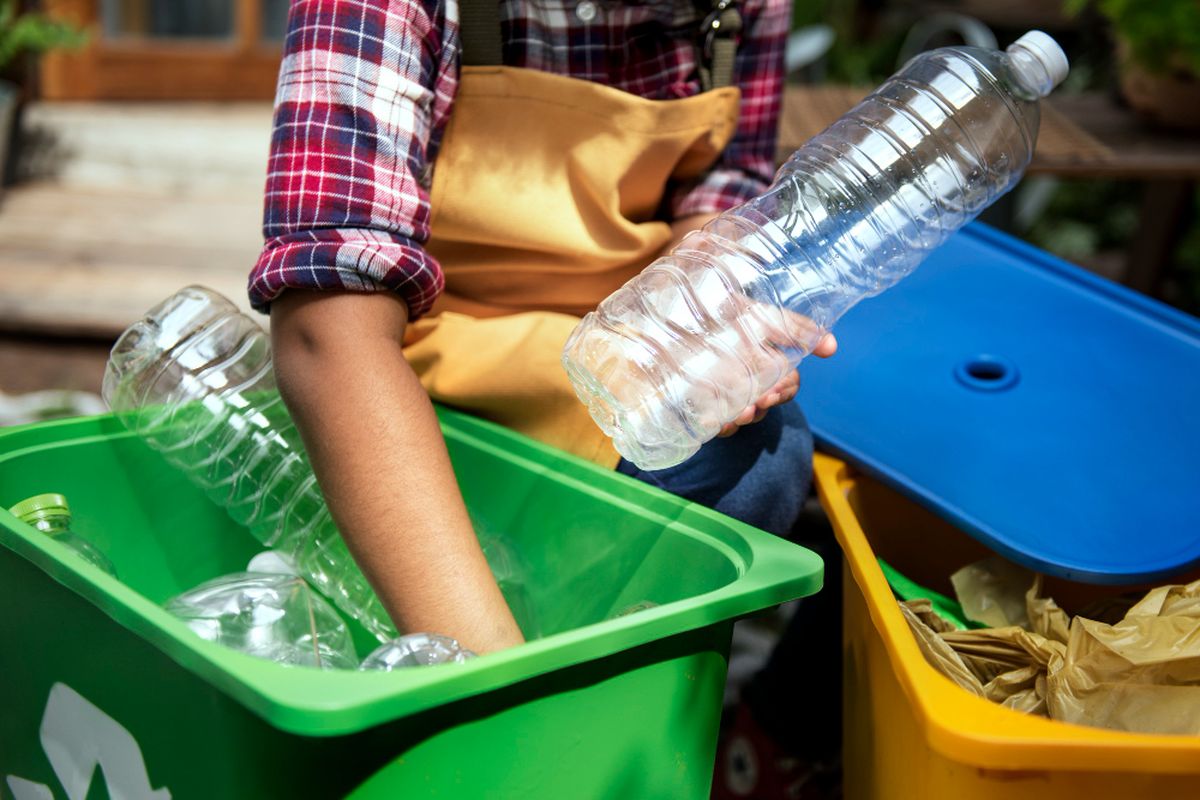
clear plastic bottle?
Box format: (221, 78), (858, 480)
(359, 633), (476, 671)
(165, 572), (360, 670)
(9, 493), (118, 577)
(563, 31), (1069, 470)
(101, 286), (397, 642)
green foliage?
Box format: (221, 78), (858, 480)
(1170, 188), (1200, 316)
(790, 0), (908, 85)
(1022, 179), (1139, 260)
(1019, 180), (1200, 317)
(0, 0), (87, 74)
(1065, 0), (1200, 76)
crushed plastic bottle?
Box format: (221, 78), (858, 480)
(563, 31), (1070, 469)
(9, 493), (117, 577)
(165, 572), (359, 670)
(101, 286), (398, 642)
(359, 633), (476, 671)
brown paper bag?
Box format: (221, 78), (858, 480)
(900, 563), (1200, 733)
(1047, 579), (1200, 735)
(899, 600), (1065, 714)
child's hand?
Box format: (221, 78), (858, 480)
(716, 333), (838, 438)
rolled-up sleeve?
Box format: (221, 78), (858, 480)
(249, 0), (459, 320)
(671, 0), (789, 218)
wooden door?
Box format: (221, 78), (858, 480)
(40, 0), (286, 100)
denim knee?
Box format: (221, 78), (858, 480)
(616, 401), (814, 537)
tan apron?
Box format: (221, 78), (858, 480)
(403, 65), (739, 467)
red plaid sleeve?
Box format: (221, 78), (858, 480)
(671, 0), (790, 218)
(248, 0), (458, 319)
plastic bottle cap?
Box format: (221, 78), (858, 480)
(1013, 30), (1069, 90)
(247, 550), (300, 576)
(8, 493), (70, 522)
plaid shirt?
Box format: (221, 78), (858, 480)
(249, 0), (790, 318)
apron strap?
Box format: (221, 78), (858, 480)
(460, 0), (504, 66)
(458, 0), (741, 89)
(698, 0), (742, 91)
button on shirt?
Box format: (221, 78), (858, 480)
(575, 0), (598, 22)
(250, 0), (791, 319)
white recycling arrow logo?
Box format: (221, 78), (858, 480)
(6, 683), (170, 800)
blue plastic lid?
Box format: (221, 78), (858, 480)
(800, 224), (1200, 585)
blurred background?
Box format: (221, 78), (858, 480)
(0, 0), (1197, 422)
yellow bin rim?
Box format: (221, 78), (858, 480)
(814, 452), (1200, 776)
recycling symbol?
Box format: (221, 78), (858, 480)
(5, 683), (170, 800)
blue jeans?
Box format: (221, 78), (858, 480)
(615, 401), (815, 538)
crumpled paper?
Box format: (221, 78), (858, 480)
(901, 575), (1067, 716)
(1048, 581), (1200, 734)
(900, 558), (1200, 734)
(949, 555), (1035, 629)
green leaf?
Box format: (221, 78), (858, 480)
(1073, 0), (1200, 76)
(0, 3), (87, 73)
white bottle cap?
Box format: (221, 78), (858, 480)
(247, 550), (299, 575)
(1012, 30), (1069, 92)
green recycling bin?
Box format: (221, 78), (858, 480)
(0, 407), (821, 798)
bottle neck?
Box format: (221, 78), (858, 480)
(20, 511), (73, 538)
(1008, 43), (1056, 98)
(1003, 31), (1069, 99)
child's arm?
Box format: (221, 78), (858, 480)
(246, 4), (520, 652)
(271, 289), (524, 654)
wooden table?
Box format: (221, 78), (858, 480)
(778, 87), (1200, 297)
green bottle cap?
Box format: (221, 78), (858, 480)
(8, 493), (71, 522)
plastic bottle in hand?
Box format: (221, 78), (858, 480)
(101, 286), (397, 642)
(563, 31), (1069, 469)
(9, 493), (117, 577)
(165, 572), (359, 670)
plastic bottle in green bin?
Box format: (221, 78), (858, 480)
(359, 633), (476, 671)
(9, 493), (117, 577)
(101, 286), (397, 643)
(165, 571), (360, 670)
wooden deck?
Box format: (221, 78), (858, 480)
(0, 182), (262, 339)
(0, 102), (271, 396)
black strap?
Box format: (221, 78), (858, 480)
(458, 0), (740, 87)
(460, 0), (504, 66)
(698, 0), (741, 91)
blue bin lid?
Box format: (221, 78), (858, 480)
(800, 224), (1200, 585)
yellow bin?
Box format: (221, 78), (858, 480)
(813, 453), (1200, 800)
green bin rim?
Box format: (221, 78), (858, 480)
(0, 408), (823, 736)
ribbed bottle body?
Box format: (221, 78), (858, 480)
(103, 286), (397, 642)
(564, 44), (1047, 470)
